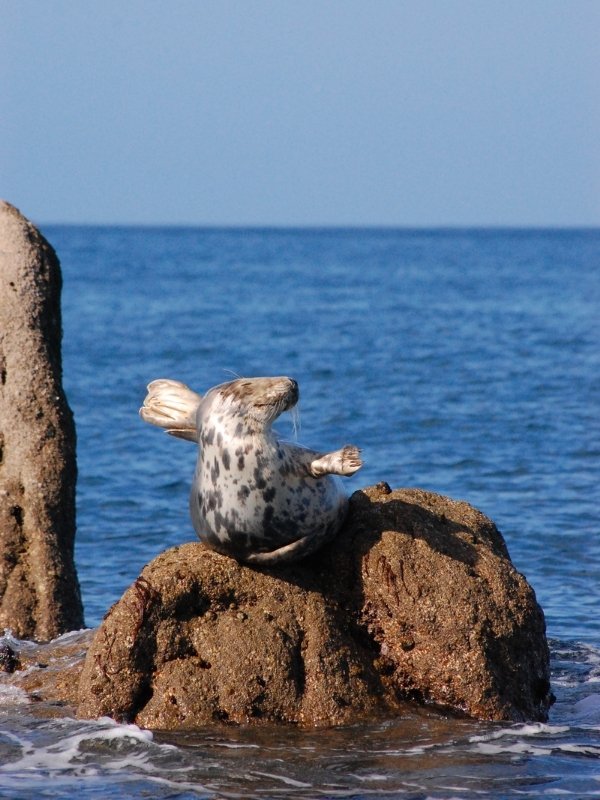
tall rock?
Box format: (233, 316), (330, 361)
(0, 201), (83, 640)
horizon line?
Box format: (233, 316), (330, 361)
(37, 220), (600, 232)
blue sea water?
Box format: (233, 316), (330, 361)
(1, 227), (599, 798)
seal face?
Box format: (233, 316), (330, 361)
(140, 376), (362, 565)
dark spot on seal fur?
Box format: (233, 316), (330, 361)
(210, 458), (220, 483)
(263, 486), (276, 503)
(238, 454), (245, 471)
(254, 468), (267, 490)
(213, 509), (231, 533)
(222, 449), (231, 470)
(279, 464), (289, 476)
(263, 504), (274, 527)
(202, 428), (215, 446)
(255, 449), (268, 469)
(217, 432), (223, 448)
(237, 485), (250, 503)
(235, 422), (244, 436)
(203, 489), (223, 513)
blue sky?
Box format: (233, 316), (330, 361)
(2, 1), (599, 226)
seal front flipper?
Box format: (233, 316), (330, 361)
(308, 445), (363, 477)
(139, 379), (202, 442)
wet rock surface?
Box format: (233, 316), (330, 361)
(0, 201), (84, 640)
(0, 628), (91, 717)
(77, 485), (552, 727)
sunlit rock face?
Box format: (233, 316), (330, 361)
(0, 201), (83, 641)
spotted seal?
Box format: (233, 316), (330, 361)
(140, 376), (362, 565)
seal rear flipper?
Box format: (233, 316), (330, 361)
(139, 379), (202, 442)
(243, 534), (321, 566)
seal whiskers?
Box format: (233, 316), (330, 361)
(290, 405), (301, 441)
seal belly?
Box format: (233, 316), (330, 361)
(190, 461), (348, 559)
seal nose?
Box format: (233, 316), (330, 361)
(287, 379), (299, 408)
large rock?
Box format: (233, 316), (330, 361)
(77, 485), (552, 727)
(344, 485), (551, 720)
(0, 201), (83, 640)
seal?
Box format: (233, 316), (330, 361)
(140, 376), (362, 565)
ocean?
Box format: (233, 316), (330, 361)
(1, 227), (599, 798)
